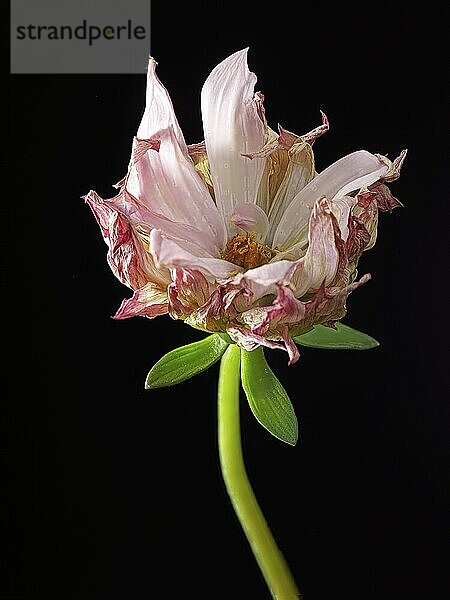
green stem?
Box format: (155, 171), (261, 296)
(218, 345), (300, 600)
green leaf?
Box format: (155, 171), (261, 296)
(293, 322), (379, 350)
(145, 334), (229, 389)
(240, 347), (298, 446)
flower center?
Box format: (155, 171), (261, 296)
(223, 232), (276, 269)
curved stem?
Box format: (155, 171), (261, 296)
(218, 345), (300, 599)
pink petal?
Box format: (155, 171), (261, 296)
(201, 49), (266, 234)
(113, 283), (168, 319)
(272, 151), (388, 249)
(84, 190), (169, 290)
(252, 286), (307, 336)
(230, 201), (269, 239)
(288, 198), (341, 298)
(228, 260), (297, 301)
(137, 58), (187, 153)
(99, 186), (217, 258)
(168, 268), (213, 316)
(149, 229), (241, 279)
(126, 59), (226, 252)
(226, 326), (288, 354)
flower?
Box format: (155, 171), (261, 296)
(84, 49), (406, 364)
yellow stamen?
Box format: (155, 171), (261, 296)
(223, 232), (276, 269)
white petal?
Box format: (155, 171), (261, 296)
(149, 229), (241, 279)
(273, 151), (388, 249)
(201, 49), (265, 235)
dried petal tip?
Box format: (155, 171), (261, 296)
(376, 149), (408, 182)
(301, 110), (330, 144)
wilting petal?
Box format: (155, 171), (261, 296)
(255, 146), (291, 215)
(346, 214), (372, 263)
(288, 198), (340, 298)
(253, 286), (307, 335)
(272, 150), (388, 249)
(168, 268), (213, 317)
(227, 326), (287, 353)
(242, 124), (298, 159)
(113, 283), (168, 319)
(201, 49), (265, 234)
(248, 286), (306, 365)
(329, 195), (357, 242)
(149, 229), (240, 279)
(375, 149), (408, 183)
(231, 201), (269, 240)
(229, 260), (297, 302)
(352, 197), (378, 251)
(300, 111), (330, 144)
(252, 115), (326, 216)
(84, 190), (169, 290)
(188, 141), (216, 199)
(304, 273), (372, 329)
(364, 182), (404, 212)
(266, 141), (315, 243)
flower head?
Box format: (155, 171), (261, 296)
(85, 49), (406, 364)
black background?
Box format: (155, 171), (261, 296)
(4, 2), (448, 599)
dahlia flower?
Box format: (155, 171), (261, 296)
(85, 49), (405, 365)
(84, 49), (406, 599)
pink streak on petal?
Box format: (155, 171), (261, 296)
(252, 286), (307, 337)
(168, 268), (212, 316)
(113, 283), (168, 320)
(280, 326), (301, 365)
(126, 59), (226, 250)
(226, 326), (287, 354)
(288, 198), (340, 298)
(367, 183), (404, 212)
(128, 126), (226, 252)
(84, 190), (168, 290)
(329, 195), (357, 242)
(201, 49), (266, 234)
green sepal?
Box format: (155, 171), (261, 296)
(145, 334), (229, 389)
(240, 347), (298, 446)
(217, 332), (234, 345)
(293, 322), (379, 350)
